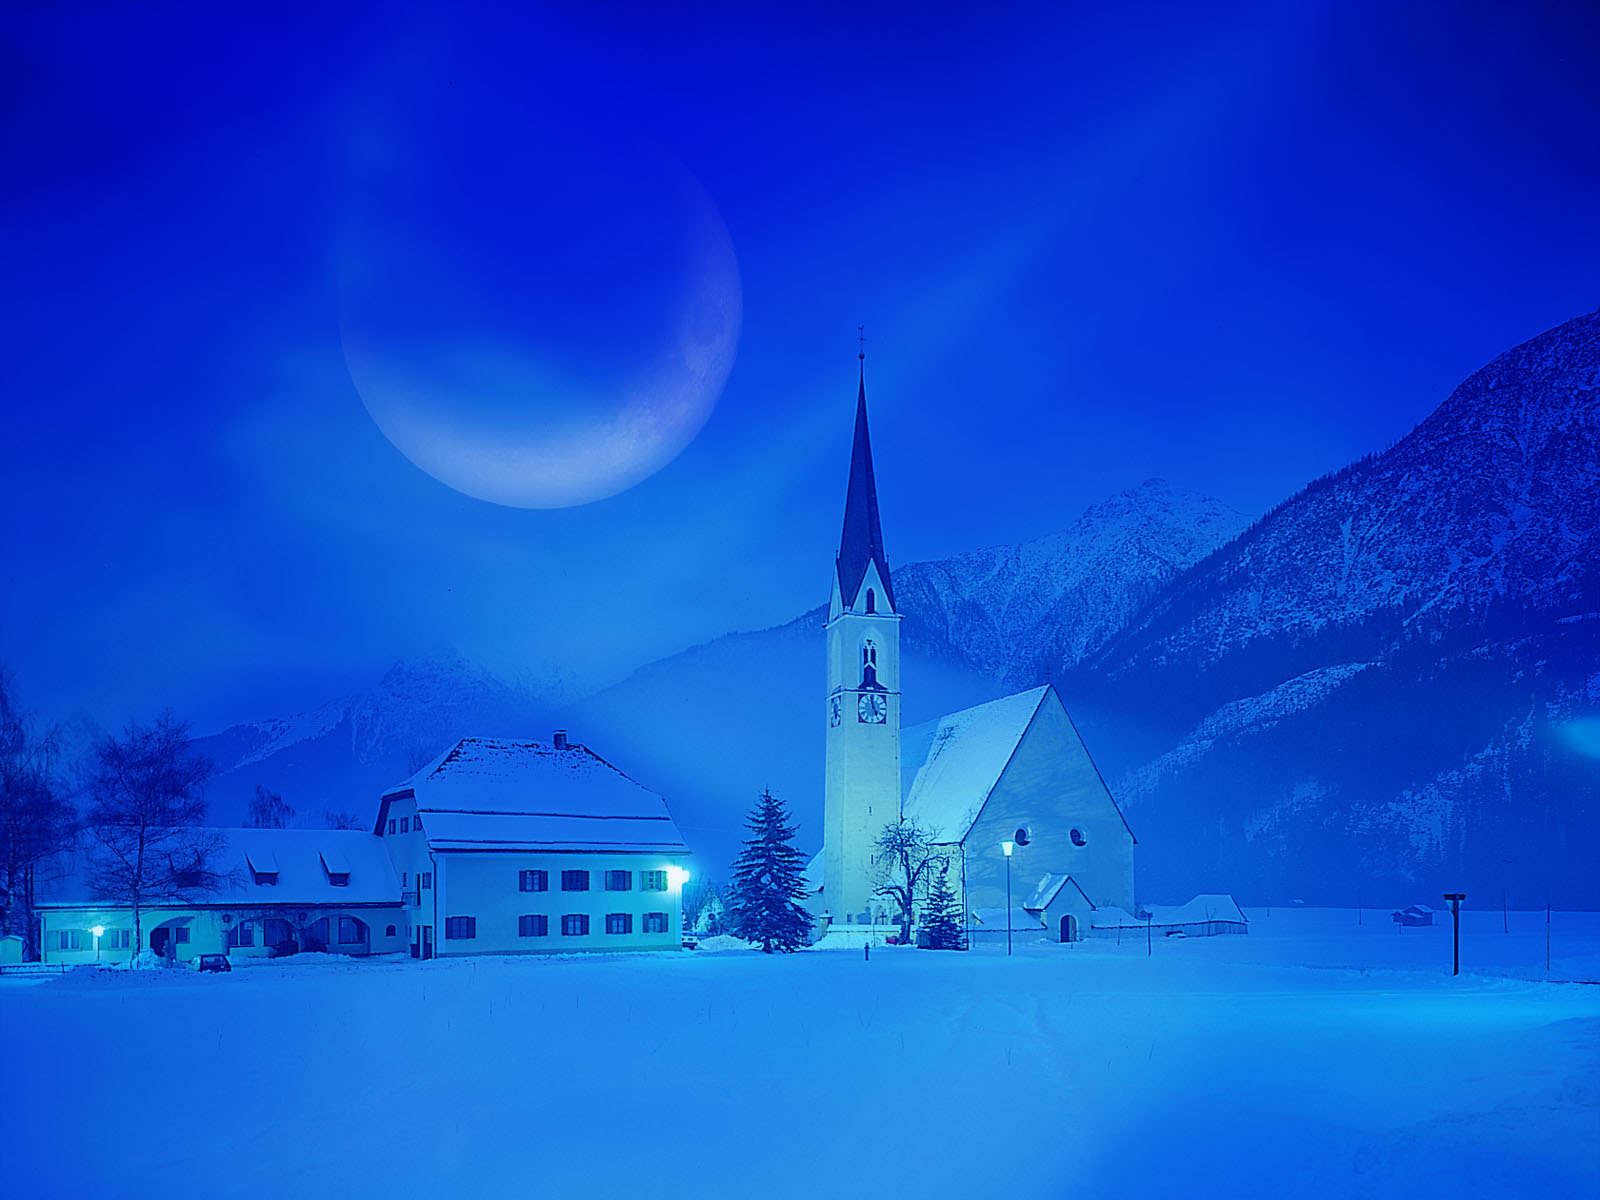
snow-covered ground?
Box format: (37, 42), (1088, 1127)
(2, 908), (1596, 1199)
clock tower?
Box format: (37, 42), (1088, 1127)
(822, 358), (901, 924)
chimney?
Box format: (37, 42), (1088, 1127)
(553, 730), (569, 751)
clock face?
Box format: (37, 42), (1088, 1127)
(829, 696), (842, 727)
(857, 692), (888, 724)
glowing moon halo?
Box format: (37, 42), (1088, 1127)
(339, 133), (741, 510)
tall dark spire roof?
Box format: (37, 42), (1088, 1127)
(836, 366), (894, 610)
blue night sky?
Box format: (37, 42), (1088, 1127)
(3, 1), (1598, 733)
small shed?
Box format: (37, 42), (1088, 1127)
(1023, 873), (1095, 943)
(1391, 904), (1434, 927)
(0, 934), (24, 964)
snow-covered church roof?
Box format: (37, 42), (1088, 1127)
(901, 686), (1052, 842)
(382, 736), (690, 855)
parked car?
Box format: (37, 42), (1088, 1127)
(196, 954), (231, 973)
(681, 935), (699, 950)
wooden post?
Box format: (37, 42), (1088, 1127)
(1443, 893), (1466, 976)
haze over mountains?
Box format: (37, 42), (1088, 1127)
(194, 310), (1600, 907)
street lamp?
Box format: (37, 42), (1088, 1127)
(1001, 841), (1015, 956)
(92, 925), (104, 963)
(667, 865), (691, 890)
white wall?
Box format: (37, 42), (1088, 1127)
(37, 903), (407, 965)
(962, 692), (1136, 914)
(431, 850), (687, 955)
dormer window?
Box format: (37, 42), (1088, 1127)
(320, 848), (352, 888)
(246, 847), (279, 887)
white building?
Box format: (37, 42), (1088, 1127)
(812, 365), (1138, 940)
(375, 733), (692, 957)
(36, 827), (406, 965)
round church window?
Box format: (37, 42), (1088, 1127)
(1013, 826), (1031, 847)
(1070, 827), (1088, 847)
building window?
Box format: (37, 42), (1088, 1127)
(173, 925), (189, 945)
(561, 914), (590, 936)
(338, 917), (365, 944)
(604, 870), (632, 891)
(519, 914), (549, 937)
(605, 913), (633, 935)
(388, 819), (396, 834)
(252, 870), (278, 886)
(519, 869), (548, 892)
(227, 921), (255, 949)
(641, 870), (668, 892)
(55, 930), (81, 951)
(445, 916), (476, 940)
(1070, 827), (1088, 847)
(385, 925), (397, 937)
(401, 817), (410, 833)
(561, 870), (590, 892)
(402, 871), (408, 887)
(865, 588), (876, 613)
(420, 872), (432, 890)
(643, 912), (669, 934)
(860, 640), (878, 688)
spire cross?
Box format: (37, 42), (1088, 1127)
(858, 325), (865, 362)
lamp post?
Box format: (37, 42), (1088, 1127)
(1443, 892), (1466, 976)
(92, 924), (104, 964)
(1001, 840), (1015, 956)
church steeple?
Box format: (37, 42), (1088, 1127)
(836, 362), (895, 612)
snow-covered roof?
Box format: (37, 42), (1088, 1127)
(1091, 894), (1247, 928)
(383, 736), (689, 855)
(1023, 873), (1092, 913)
(803, 851), (824, 894)
(970, 905), (1045, 930)
(901, 687), (1051, 842)
(38, 828), (400, 908)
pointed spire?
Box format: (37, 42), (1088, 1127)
(837, 335), (894, 611)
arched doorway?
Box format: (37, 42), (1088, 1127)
(1059, 914), (1078, 943)
(148, 917), (193, 960)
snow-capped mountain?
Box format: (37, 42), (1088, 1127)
(1074, 309), (1600, 907)
(894, 480), (1249, 684)
(193, 654), (551, 826)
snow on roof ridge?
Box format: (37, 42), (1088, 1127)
(901, 685), (1052, 842)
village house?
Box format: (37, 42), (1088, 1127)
(37, 827), (406, 965)
(375, 733), (692, 957)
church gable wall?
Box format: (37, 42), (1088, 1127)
(962, 695), (1135, 913)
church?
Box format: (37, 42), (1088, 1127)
(809, 361), (1137, 942)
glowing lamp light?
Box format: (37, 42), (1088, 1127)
(91, 925), (105, 938)
(1001, 841), (1016, 858)
(667, 866), (691, 890)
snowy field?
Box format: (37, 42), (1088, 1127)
(3, 908), (1597, 1199)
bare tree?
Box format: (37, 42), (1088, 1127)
(0, 669), (75, 960)
(872, 818), (946, 943)
(245, 785), (294, 829)
(322, 809), (363, 830)
(83, 712), (224, 960)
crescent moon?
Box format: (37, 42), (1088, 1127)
(340, 161), (741, 509)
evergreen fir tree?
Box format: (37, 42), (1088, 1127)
(922, 864), (964, 950)
(729, 789), (813, 953)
